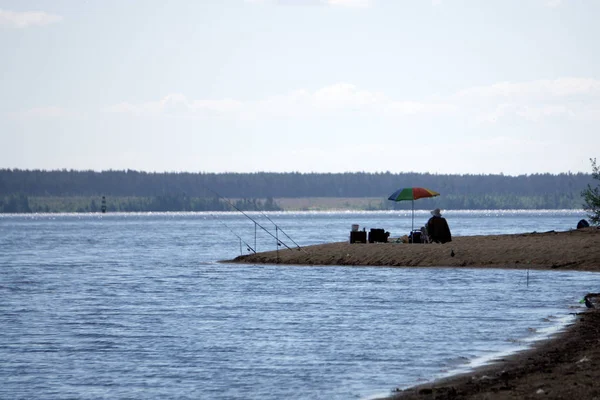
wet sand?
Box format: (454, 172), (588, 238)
(227, 227), (600, 399)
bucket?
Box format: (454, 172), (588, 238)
(351, 224), (359, 232)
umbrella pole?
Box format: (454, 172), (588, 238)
(411, 199), (414, 234)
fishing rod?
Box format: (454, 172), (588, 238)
(210, 213), (256, 255)
(257, 210), (304, 252)
(206, 187), (294, 251)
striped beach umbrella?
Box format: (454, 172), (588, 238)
(388, 187), (440, 233)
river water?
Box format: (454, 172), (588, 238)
(1, 210), (598, 399)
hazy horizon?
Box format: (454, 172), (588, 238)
(0, 166), (592, 177)
(1, 0), (599, 175)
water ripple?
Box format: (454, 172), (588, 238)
(0, 212), (597, 399)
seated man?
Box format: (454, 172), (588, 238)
(426, 208), (452, 243)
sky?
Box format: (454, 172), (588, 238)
(1, 0), (599, 175)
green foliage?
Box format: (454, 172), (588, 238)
(0, 193), (31, 213)
(581, 158), (600, 225)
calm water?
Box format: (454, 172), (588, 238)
(1, 210), (598, 400)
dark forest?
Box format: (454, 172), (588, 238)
(0, 169), (593, 212)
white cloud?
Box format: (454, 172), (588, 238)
(105, 83), (452, 119)
(105, 94), (191, 116)
(190, 99), (244, 114)
(456, 78), (600, 100)
(455, 78), (600, 124)
(0, 9), (63, 28)
(384, 101), (456, 116)
(103, 78), (600, 125)
(105, 93), (243, 117)
(457, 135), (546, 153)
(247, 84), (456, 118)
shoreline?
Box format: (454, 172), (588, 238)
(382, 304), (600, 400)
(227, 227), (600, 399)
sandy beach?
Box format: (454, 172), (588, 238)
(228, 227), (600, 399)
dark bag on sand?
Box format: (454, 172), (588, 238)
(409, 230), (421, 244)
(577, 219), (590, 229)
(368, 228), (390, 243)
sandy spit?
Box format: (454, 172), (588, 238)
(228, 227), (600, 271)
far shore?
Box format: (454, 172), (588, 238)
(227, 227), (600, 399)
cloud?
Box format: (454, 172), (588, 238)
(105, 94), (244, 117)
(455, 78), (600, 124)
(103, 77), (600, 125)
(106, 84), (453, 120)
(456, 78), (600, 100)
(259, 83), (451, 118)
(456, 135), (546, 153)
(0, 9), (63, 28)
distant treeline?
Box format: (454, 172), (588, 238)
(0, 194), (281, 213)
(0, 169), (593, 212)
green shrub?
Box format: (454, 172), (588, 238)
(582, 158), (600, 225)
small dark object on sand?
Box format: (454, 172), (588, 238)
(450, 249), (455, 257)
(584, 296), (594, 309)
(577, 219), (590, 229)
